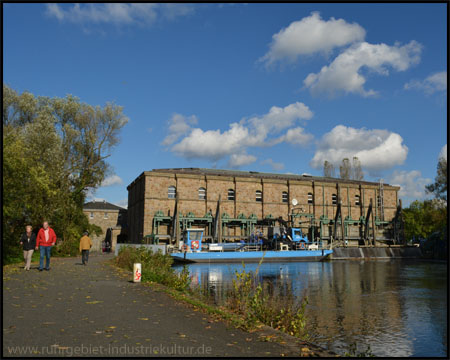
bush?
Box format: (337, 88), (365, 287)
(115, 246), (190, 291)
(226, 261), (309, 339)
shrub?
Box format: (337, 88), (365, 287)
(115, 246), (190, 291)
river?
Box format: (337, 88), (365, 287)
(174, 260), (447, 357)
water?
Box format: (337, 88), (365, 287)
(174, 260), (447, 357)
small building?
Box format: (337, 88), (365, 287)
(83, 200), (127, 252)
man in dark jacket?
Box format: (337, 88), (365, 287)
(20, 225), (36, 270)
(35, 221), (57, 271)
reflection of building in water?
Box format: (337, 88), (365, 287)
(305, 261), (408, 355)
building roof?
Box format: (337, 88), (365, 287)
(146, 168), (396, 188)
(83, 200), (126, 211)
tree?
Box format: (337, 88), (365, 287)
(425, 157), (447, 201)
(2, 84), (128, 262)
(403, 199), (447, 242)
(339, 158), (351, 180)
(352, 156), (364, 180)
(323, 160), (335, 178)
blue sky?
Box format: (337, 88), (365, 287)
(3, 3), (447, 208)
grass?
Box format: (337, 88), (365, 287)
(114, 246), (309, 341)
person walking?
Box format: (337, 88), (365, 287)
(20, 225), (36, 270)
(79, 231), (92, 265)
(35, 221), (56, 271)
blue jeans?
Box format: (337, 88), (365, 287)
(39, 246), (52, 270)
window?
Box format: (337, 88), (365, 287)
(104, 212), (108, 219)
(355, 195), (361, 206)
(256, 190), (262, 202)
(282, 191), (288, 203)
(307, 192), (313, 204)
(198, 187), (206, 200)
(332, 194), (337, 205)
(168, 186), (176, 199)
(377, 195), (382, 207)
(90, 212), (94, 219)
(227, 189), (235, 201)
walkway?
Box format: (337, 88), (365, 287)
(3, 254), (329, 357)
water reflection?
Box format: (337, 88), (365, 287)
(175, 260), (447, 357)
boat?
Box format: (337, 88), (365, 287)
(169, 228), (332, 263)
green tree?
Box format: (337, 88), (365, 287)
(425, 156), (447, 201)
(403, 200), (447, 242)
(2, 84), (127, 262)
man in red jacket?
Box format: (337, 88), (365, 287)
(35, 221), (57, 271)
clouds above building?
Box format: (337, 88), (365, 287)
(310, 125), (408, 174)
(260, 12), (422, 98)
(101, 174), (123, 187)
(304, 41), (422, 97)
(46, 3), (193, 27)
(404, 71), (447, 95)
(259, 12), (365, 66)
(165, 102), (314, 166)
(389, 170), (432, 200)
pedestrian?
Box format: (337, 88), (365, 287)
(35, 221), (57, 271)
(20, 225), (36, 270)
(79, 231), (92, 265)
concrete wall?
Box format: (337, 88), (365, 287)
(330, 247), (422, 259)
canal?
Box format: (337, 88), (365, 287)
(175, 260), (447, 357)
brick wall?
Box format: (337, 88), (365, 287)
(127, 170), (400, 243)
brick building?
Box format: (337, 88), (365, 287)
(83, 200), (127, 252)
(127, 168), (401, 245)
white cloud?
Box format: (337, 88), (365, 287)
(168, 102), (313, 165)
(275, 127), (313, 146)
(439, 144), (447, 161)
(114, 199), (128, 208)
(162, 113), (198, 146)
(304, 41), (422, 97)
(259, 12), (365, 66)
(310, 125), (408, 174)
(101, 175), (123, 187)
(389, 170), (432, 199)
(45, 3), (193, 26)
(227, 153), (257, 168)
(404, 71), (447, 95)
(261, 159), (285, 171)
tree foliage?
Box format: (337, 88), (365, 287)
(323, 157), (364, 180)
(2, 84), (128, 262)
(323, 160), (335, 178)
(402, 199), (447, 242)
(425, 157), (447, 201)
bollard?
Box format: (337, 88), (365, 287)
(133, 263), (142, 283)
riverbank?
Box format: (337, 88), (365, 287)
(3, 253), (336, 357)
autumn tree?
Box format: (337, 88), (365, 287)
(425, 156), (447, 202)
(2, 85), (128, 262)
(323, 160), (335, 178)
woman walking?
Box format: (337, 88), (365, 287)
(20, 225), (36, 270)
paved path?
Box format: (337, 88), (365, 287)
(3, 254), (323, 357)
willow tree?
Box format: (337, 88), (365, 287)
(3, 84), (128, 261)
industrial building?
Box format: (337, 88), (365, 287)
(126, 168), (404, 247)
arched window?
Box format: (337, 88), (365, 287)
(282, 191), (288, 203)
(355, 194), (361, 206)
(332, 194), (337, 205)
(256, 190), (262, 202)
(227, 189), (235, 201)
(168, 186), (176, 199)
(307, 192), (314, 204)
(198, 187), (206, 200)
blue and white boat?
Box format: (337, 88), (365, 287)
(170, 229), (332, 263)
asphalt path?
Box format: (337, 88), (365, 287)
(3, 253), (333, 357)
